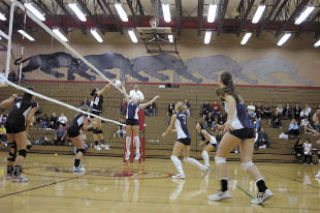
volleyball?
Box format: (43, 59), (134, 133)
(115, 80), (121, 87)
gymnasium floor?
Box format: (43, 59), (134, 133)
(0, 152), (319, 213)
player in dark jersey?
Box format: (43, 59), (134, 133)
(90, 83), (113, 151)
(196, 122), (218, 169)
(67, 105), (92, 173)
(0, 89), (38, 182)
(162, 102), (208, 179)
(208, 72), (272, 204)
(121, 85), (159, 161)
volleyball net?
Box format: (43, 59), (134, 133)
(0, 0), (125, 127)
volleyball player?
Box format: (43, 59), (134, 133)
(90, 83), (113, 151)
(162, 102), (208, 179)
(312, 110), (320, 178)
(121, 85), (159, 161)
(208, 72), (272, 205)
(196, 122), (218, 169)
(67, 105), (92, 173)
(0, 89), (38, 182)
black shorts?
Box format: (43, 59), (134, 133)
(230, 128), (255, 140)
(5, 122), (26, 134)
(90, 110), (101, 116)
(126, 119), (139, 126)
(177, 138), (191, 146)
(67, 127), (80, 138)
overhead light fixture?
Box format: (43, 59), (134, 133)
(168, 34), (174, 43)
(128, 30), (138, 43)
(204, 31), (212, 45)
(68, 3), (87, 22)
(90, 28), (103, 43)
(241, 32), (252, 45)
(115, 3), (128, 22)
(0, 36), (2, 40)
(314, 39), (320, 48)
(17, 30), (35, 42)
(277, 33), (291, 46)
(252, 5), (266, 24)
(207, 4), (218, 23)
(0, 12), (6, 21)
(295, 6), (315, 25)
(52, 28), (68, 42)
(24, 3), (46, 21)
(162, 4), (171, 23)
(0, 30), (8, 40)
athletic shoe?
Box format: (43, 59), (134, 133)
(73, 166), (86, 174)
(94, 145), (102, 151)
(104, 144), (110, 150)
(135, 153), (141, 160)
(315, 172), (320, 178)
(100, 144), (105, 148)
(172, 173), (185, 179)
(208, 190), (232, 201)
(11, 175), (29, 182)
(251, 189), (273, 205)
(125, 151), (131, 161)
(5, 173), (13, 180)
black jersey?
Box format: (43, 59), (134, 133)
(67, 113), (87, 138)
(90, 95), (103, 113)
(5, 97), (38, 133)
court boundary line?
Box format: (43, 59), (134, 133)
(0, 176), (78, 199)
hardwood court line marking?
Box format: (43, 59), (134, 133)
(236, 184), (255, 199)
(261, 169), (320, 190)
(0, 176), (78, 199)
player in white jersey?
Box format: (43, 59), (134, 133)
(209, 72), (272, 205)
(162, 102), (208, 179)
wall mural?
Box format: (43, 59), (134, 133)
(14, 51), (314, 86)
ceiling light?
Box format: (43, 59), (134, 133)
(128, 30), (138, 43)
(52, 28), (68, 42)
(90, 28), (103, 43)
(241, 32), (252, 45)
(115, 3), (128, 22)
(295, 6), (315, 25)
(24, 3), (46, 21)
(277, 33), (291, 46)
(314, 39), (320, 48)
(204, 31), (212, 45)
(162, 4), (171, 23)
(207, 4), (218, 23)
(168, 34), (174, 43)
(252, 5), (266, 24)
(17, 30), (35, 41)
(68, 3), (87, 22)
(0, 12), (6, 21)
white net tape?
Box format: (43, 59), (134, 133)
(0, 0), (126, 126)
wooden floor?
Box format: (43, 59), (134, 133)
(0, 152), (319, 213)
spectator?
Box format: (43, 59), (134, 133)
(288, 119), (299, 137)
(40, 113), (49, 129)
(247, 102), (256, 114)
(255, 127), (270, 149)
(201, 101), (212, 118)
(263, 104), (272, 119)
(116, 120), (126, 138)
(217, 113), (226, 125)
(293, 104), (302, 120)
(283, 103), (292, 119)
(48, 112), (58, 129)
(120, 98), (127, 116)
(184, 99), (191, 117)
(270, 111), (282, 128)
(303, 138), (313, 164)
(293, 137), (304, 163)
(205, 112), (215, 130)
(253, 117), (261, 132)
(311, 110), (320, 134)
(168, 103), (175, 117)
(211, 101), (222, 116)
(276, 104), (284, 118)
(255, 102), (264, 119)
(58, 113), (68, 126)
(0, 123), (7, 145)
(81, 97), (91, 107)
(54, 124), (66, 146)
(300, 104), (312, 120)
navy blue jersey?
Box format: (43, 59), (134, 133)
(126, 102), (139, 120)
(224, 101), (253, 130)
(174, 112), (190, 139)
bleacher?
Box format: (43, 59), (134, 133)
(1, 81), (319, 162)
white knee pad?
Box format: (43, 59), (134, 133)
(171, 155), (178, 161)
(215, 156), (226, 165)
(183, 157), (191, 163)
(241, 161), (254, 171)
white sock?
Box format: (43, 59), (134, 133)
(171, 156), (184, 175)
(134, 136), (140, 154)
(184, 157), (206, 170)
(202, 151), (210, 167)
(126, 137), (131, 153)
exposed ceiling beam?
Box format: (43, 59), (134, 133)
(275, 0), (310, 37)
(36, 0), (63, 29)
(256, 0), (281, 37)
(272, 0), (289, 22)
(197, 0), (204, 36)
(136, 0), (145, 16)
(54, 0), (86, 34)
(217, 0), (229, 36)
(97, 0), (123, 34)
(175, 0), (182, 36)
(236, 0), (255, 36)
(126, 0), (138, 26)
(78, 0), (101, 28)
(296, 8), (320, 38)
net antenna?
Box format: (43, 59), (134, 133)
(1, 0), (125, 126)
